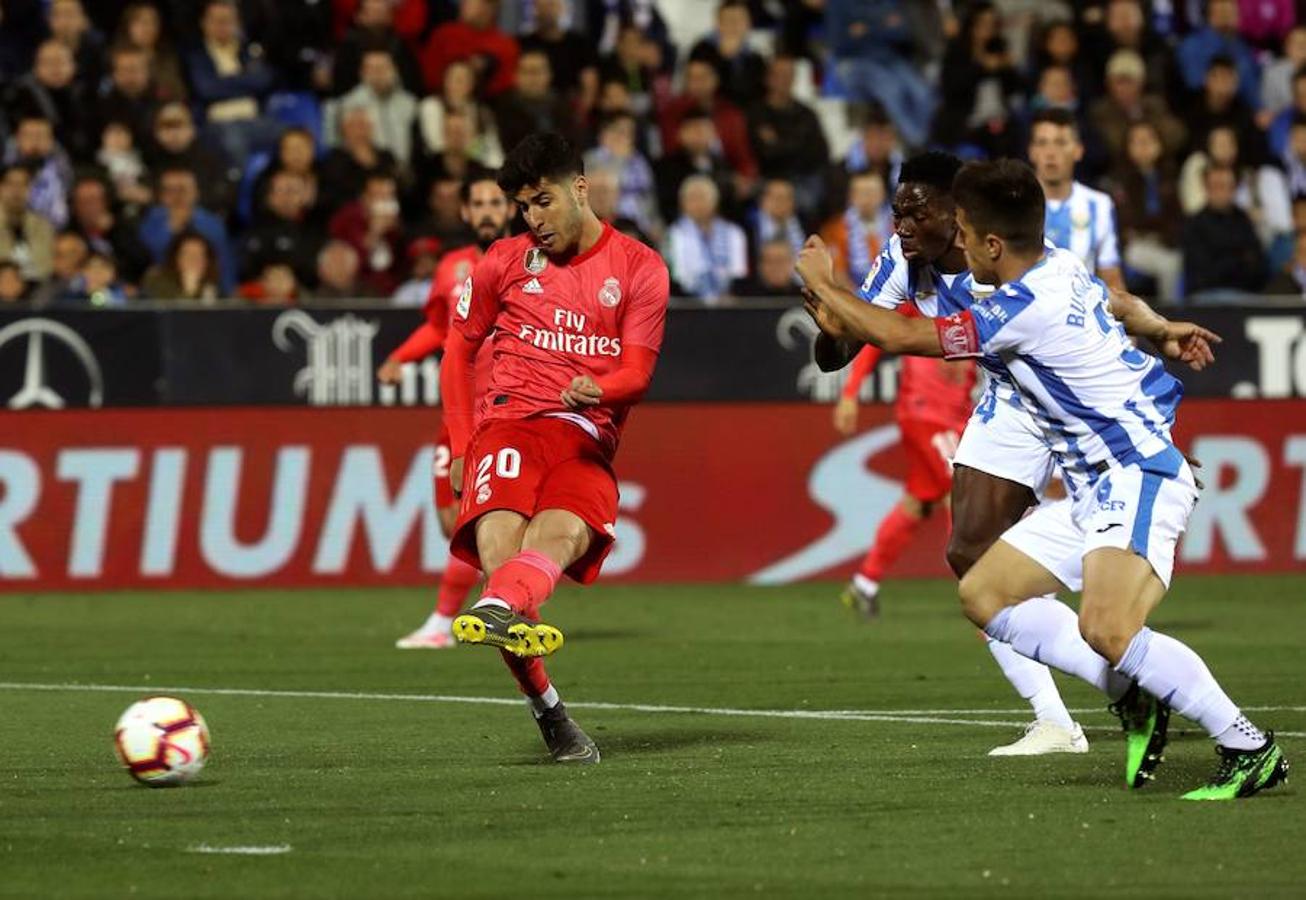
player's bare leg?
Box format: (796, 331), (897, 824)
(1080, 549), (1285, 798)
(843, 494), (930, 620)
(397, 505), (480, 649)
(949, 465), (1086, 755)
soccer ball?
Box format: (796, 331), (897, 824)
(113, 696), (210, 787)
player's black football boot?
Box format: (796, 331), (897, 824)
(535, 703), (600, 764)
(1182, 735), (1289, 801)
(452, 604), (564, 658)
(1109, 681), (1170, 788)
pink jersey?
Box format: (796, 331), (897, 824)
(452, 223), (669, 453)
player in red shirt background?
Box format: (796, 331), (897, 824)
(440, 133), (670, 764)
(377, 175), (511, 650)
(832, 324), (976, 619)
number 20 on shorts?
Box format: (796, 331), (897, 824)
(473, 448), (521, 503)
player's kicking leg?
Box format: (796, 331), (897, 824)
(949, 465), (1086, 756)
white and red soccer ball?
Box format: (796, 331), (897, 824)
(113, 696), (210, 787)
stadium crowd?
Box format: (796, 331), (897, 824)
(1, 0), (1305, 308)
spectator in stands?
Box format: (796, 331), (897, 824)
(7, 40), (92, 162)
(1182, 163), (1267, 300)
(114, 1), (188, 102)
(1109, 120), (1184, 301)
(1088, 0), (1179, 102)
(747, 54), (829, 218)
(1185, 55), (1264, 162)
(251, 128), (323, 226)
(185, 0), (281, 167)
(664, 174), (748, 303)
(1029, 64), (1078, 115)
(1180, 124), (1293, 250)
(934, 2), (1024, 158)
(584, 0), (675, 68)
(1262, 26), (1306, 116)
(826, 0), (935, 149)
(655, 110), (736, 224)
(139, 166), (234, 292)
(238, 260), (301, 305)
(820, 169), (889, 289)
(494, 48), (581, 156)
(328, 172), (406, 296)
(0, 0), (46, 82)
(96, 121), (152, 213)
(5, 115), (72, 228)
(660, 58), (758, 195)
(0, 260), (27, 305)
(844, 106), (903, 194)
(586, 166), (650, 244)
(598, 24), (666, 121)
(47, 0), (104, 95)
(332, 0), (425, 96)
(240, 170), (323, 286)
(69, 176), (151, 285)
(391, 237), (441, 306)
(98, 46), (159, 149)
(421, 0), (519, 98)
(330, 48), (419, 168)
(141, 229), (221, 301)
(29, 230), (87, 306)
(146, 103), (236, 219)
(749, 178), (805, 263)
(731, 238), (803, 298)
(1285, 115), (1306, 195)
(314, 239), (363, 299)
(521, 0), (600, 112)
(416, 107), (492, 195)
(1089, 49), (1187, 166)
(1177, 0), (1261, 109)
(412, 176), (473, 248)
(318, 105), (398, 217)
(1033, 20), (1095, 105)
(583, 112), (660, 239)
(418, 59), (504, 168)
(1265, 227), (1306, 297)
(55, 250), (127, 307)
(689, 1), (766, 109)
(1268, 65), (1306, 158)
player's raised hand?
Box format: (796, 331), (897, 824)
(1157, 321), (1221, 371)
(795, 234), (835, 292)
(561, 375), (603, 408)
(376, 358), (403, 384)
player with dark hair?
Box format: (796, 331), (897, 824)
(379, 173), (512, 649)
(813, 150), (1219, 756)
(797, 158), (1287, 800)
(439, 133), (669, 764)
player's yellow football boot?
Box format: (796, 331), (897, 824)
(452, 604), (564, 658)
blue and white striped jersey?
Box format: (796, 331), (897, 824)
(1044, 181), (1121, 275)
(963, 249), (1184, 496)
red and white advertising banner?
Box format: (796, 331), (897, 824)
(2, 401), (1304, 592)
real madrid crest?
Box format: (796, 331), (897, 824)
(524, 247), (548, 275)
(598, 276), (622, 308)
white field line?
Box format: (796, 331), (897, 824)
(0, 681), (1302, 736)
(187, 844), (291, 856)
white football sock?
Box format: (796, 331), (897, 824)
(528, 685), (560, 717)
(418, 612), (454, 634)
(1214, 715), (1267, 752)
(852, 574), (879, 597)
(1114, 627), (1248, 744)
(987, 638), (1074, 729)
(473, 597), (510, 612)
(985, 596), (1131, 701)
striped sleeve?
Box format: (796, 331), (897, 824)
(858, 236), (910, 310)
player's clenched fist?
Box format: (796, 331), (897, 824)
(794, 234), (836, 293)
(561, 375), (603, 408)
(376, 359), (403, 384)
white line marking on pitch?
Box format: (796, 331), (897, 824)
(0, 683), (1300, 735)
(188, 844), (291, 856)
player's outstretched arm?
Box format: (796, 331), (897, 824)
(1107, 289), (1221, 371)
(796, 237), (944, 357)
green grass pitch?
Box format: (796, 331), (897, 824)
(1, 575), (1302, 898)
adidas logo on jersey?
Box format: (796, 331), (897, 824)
(523, 278), (544, 295)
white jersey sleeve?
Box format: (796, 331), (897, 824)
(968, 280), (1049, 356)
(857, 234), (911, 310)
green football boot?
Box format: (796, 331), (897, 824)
(1109, 682), (1170, 788)
(452, 604), (564, 658)
(1182, 736), (1289, 801)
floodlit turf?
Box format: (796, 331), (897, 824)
(0, 576), (1302, 899)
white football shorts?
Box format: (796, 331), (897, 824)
(953, 386), (1056, 494)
